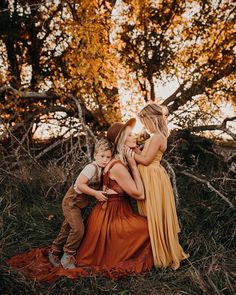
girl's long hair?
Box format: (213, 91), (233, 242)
(139, 103), (169, 137)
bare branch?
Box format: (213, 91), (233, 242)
(164, 62), (236, 112)
(181, 170), (234, 208)
(162, 84), (184, 106)
(15, 122), (34, 160)
(68, 94), (96, 161)
(0, 118), (43, 168)
(35, 129), (74, 160)
(0, 85), (59, 100)
(183, 117), (236, 140)
(0, 167), (23, 180)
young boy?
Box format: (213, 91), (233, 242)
(48, 138), (113, 270)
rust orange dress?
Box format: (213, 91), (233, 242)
(137, 138), (189, 270)
(8, 160), (153, 281)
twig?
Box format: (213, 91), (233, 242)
(68, 94), (96, 161)
(181, 170), (234, 208)
(0, 85), (59, 100)
(35, 129), (73, 160)
(183, 117), (236, 140)
(196, 145), (221, 158)
(0, 168), (24, 180)
(0, 118), (43, 168)
(15, 122), (34, 160)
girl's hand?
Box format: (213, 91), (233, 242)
(125, 146), (136, 166)
(135, 146), (142, 154)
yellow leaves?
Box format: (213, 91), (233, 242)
(50, 0), (120, 124)
(104, 1), (112, 11)
(130, 0), (149, 16)
(80, 0), (99, 12)
(65, 23), (117, 90)
(115, 39), (126, 51)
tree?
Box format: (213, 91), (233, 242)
(117, 0), (235, 133)
(0, 0), (235, 147)
(0, 0), (121, 147)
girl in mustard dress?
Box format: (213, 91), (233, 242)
(132, 103), (189, 270)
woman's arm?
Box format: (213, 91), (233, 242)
(109, 161), (145, 200)
(134, 134), (163, 166)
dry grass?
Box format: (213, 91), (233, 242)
(0, 138), (235, 295)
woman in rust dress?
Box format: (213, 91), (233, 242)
(8, 118), (153, 281)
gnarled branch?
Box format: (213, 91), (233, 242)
(180, 170), (234, 208)
(183, 117), (236, 140)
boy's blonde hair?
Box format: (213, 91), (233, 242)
(139, 103), (169, 137)
(94, 138), (113, 154)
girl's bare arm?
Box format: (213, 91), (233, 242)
(134, 134), (164, 166)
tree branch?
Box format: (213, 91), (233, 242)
(0, 85), (59, 100)
(0, 118), (43, 168)
(68, 94), (96, 161)
(163, 61), (236, 112)
(35, 129), (73, 160)
(183, 117), (236, 140)
(180, 170), (234, 208)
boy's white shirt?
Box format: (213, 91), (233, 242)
(73, 161), (102, 194)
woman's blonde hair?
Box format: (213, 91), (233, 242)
(139, 103), (169, 137)
(114, 126), (131, 164)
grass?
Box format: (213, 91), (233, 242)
(0, 143), (235, 295)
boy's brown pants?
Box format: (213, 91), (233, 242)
(51, 187), (89, 256)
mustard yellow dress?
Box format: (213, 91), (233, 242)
(137, 138), (189, 270)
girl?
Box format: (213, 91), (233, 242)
(131, 102), (189, 270)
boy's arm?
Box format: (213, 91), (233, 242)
(74, 174), (108, 202)
(134, 134), (162, 166)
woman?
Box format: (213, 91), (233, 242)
(8, 119), (153, 281)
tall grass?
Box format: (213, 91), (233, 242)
(0, 139), (235, 295)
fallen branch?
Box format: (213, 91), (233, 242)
(180, 170), (234, 208)
(0, 107), (75, 142)
(0, 85), (59, 100)
(15, 122), (34, 160)
(183, 117), (236, 140)
(35, 129), (74, 160)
